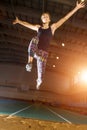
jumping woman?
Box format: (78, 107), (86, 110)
(13, 1), (85, 89)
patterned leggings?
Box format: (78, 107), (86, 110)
(28, 38), (48, 83)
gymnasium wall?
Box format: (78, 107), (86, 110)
(0, 64), (87, 107)
(0, 64), (70, 93)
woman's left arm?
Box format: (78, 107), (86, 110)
(51, 1), (85, 34)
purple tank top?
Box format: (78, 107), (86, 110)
(37, 27), (53, 52)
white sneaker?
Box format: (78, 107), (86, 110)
(36, 80), (42, 90)
(26, 63), (32, 72)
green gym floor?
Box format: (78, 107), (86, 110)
(0, 99), (87, 124)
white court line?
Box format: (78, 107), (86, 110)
(46, 107), (72, 124)
(7, 104), (33, 118)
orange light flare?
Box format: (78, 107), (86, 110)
(77, 70), (87, 89)
(81, 0), (85, 2)
(80, 70), (87, 83)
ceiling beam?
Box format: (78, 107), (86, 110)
(0, 35), (86, 60)
(0, 1), (87, 30)
(50, 0), (75, 6)
(0, 1), (40, 18)
(0, 25), (86, 46)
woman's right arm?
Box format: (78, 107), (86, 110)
(13, 17), (40, 31)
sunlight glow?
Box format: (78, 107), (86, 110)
(81, 0), (85, 2)
(80, 71), (87, 82)
(74, 70), (87, 85)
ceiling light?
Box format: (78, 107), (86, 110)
(53, 65), (56, 68)
(56, 56), (59, 59)
(62, 43), (65, 47)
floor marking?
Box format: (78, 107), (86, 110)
(7, 104), (33, 118)
(46, 107), (72, 124)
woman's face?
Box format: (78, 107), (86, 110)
(41, 13), (51, 24)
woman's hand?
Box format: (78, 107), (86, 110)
(13, 17), (19, 24)
(76, 0), (85, 9)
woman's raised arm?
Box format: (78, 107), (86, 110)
(51, 1), (85, 34)
(13, 17), (40, 31)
